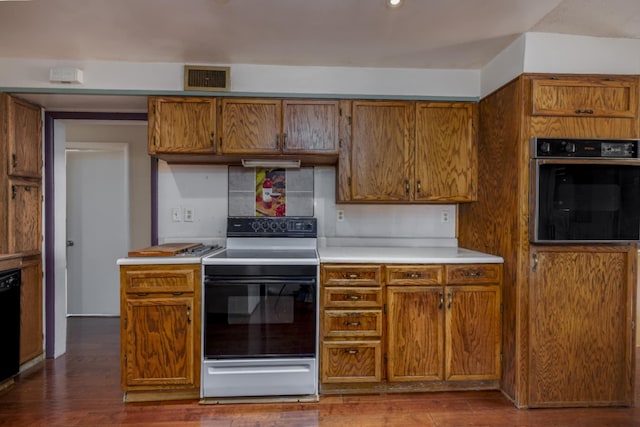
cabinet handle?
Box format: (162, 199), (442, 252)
(345, 294), (362, 301)
(283, 133), (287, 149)
(439, 292), (444, 309)
(136, 292), (149, 296)
(532, 253), (538, 273)
(210, 131), (215, 146)
(172, 292), (183, 296)
(404, 179), (409, 197)
(344, 321), (361, 327)
(344, 273), (360, 279)
(11, 185), (16, 200)
(575, 109), (594, 114)
(275, 134), (279, 148)
(447, 292), (452, 309)
(187, 304), (192, 324)
(416, 180), (421, 193)
(406, 272), (421, 279)
(343, 349), (359, 355)
(12, 153), (17, 169)
(464, 271), (482, 278)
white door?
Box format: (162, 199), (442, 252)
(66, 142), (129, 315)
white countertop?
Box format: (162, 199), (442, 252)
(318, 246), (503, 264)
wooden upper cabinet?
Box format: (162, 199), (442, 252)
(3, 94), (42, 179)
(7, 178), (41, 253)
(220, 98), (281, 154)
(148, 97), (216, 154)
(350, 101), (413, 201)
(282, 100), (339, 154)
(530, 76), (639, 118)
(415, 102), (476, 202)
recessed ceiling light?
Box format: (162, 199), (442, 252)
(387, 0), (403, 8)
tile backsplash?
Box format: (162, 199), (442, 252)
(157, 162), (457, 242)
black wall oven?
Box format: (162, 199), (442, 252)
(531, 138), (640, 243)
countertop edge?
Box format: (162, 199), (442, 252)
(117, 257), (203, 266)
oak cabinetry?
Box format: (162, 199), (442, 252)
(343, 101), (477, 203)
(528, 245), (635, 408)
(320, 262), (502, 393)
(219, 98), (339, 155)
(458, 73), (639, 408)
(120, 264), (201, 400)
(20, 255), (42, 363)
(148, 97), (217, 154)
(320, 264), (383, 384)
(6, 177), (42, 253)
(386, 264), (501, 383)
(3, 94), (42, 179)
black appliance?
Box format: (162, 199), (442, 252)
(530, 138), (640, 243)
(0, 268), (21, 383)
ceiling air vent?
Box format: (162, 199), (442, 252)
(184, 65), (230, 92)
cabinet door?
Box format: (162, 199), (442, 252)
(148, 97), (216, 154)
(20, 256), (43, 363)
(386, 286), (444, 381)
(445, 285), (500, 381)
(415, 102), (476, 202)
(321, 340), (382, 383)
(282, 100), (339, 154)
(122, 296), (196, 388)
(5, 95), (42, 178)
(350, 101), (413, 201)
(220, 98), (281, 154)
(529, 245), (636, 407)
(531, 77), (638, 118)
(7, 178), (41, 253)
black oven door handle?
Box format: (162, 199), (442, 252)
(205, 277), (316, 286)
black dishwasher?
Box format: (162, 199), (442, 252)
(0, 268), (20, 383)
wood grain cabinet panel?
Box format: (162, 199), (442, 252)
(282, 100), (339, 154)
(20, 255), (43, 363)
(446, 264), (501, 285)
(386, 265), (444, 285)
(531, 77), (638, 118)
(323, 310), (382, 338)
(7, 178), (41, 253)
(4, 94), (42, 178)
(321, 341), (382, 383)
(220, 98), (281, 154)
(528, 245), (635, 407)
(148, 97), (217, 154)
(322, 264), (382, 287)
(322, 287), (382, 309)
(415, 102), (476, 202)
(120, 264), (201, 395)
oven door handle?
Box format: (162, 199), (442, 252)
(205, 277), (316, 286)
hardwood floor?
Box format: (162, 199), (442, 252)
(1, 317), (639, 427)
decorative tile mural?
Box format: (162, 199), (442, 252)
(228, 166), (314, 217)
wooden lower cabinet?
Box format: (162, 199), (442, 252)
(320, 263), (502, 393)
(120, 264), (200, 401)
(20, 255), (43, 363)
(528, 245), (635, 407)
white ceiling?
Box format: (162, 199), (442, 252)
(2, 0), (640, 110)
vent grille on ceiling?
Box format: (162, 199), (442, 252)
(184, 66), (230, 91)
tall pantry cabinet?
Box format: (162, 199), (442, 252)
(0, 93), (44, 364)
(458, 74), (639, 408)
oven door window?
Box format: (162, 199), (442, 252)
(536, 163), (640, 241)
(204, 279), (316, 358)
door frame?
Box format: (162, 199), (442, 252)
(43, 112), (150, 358)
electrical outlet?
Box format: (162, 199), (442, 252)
(440, 210), (450, 223)
(337, 210), (345, 222)
(183, 207), (194, 222)
(171, 207), (181, 222)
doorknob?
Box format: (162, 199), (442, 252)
(66, 240), (75, 247)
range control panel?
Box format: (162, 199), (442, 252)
(227, 217), (317, 237)
(532, 138), (640, 158)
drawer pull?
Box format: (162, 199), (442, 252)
(464, 271), (483, 277)
(137, 292), (149, 296)
(439, 292), (444, 309)
(345, 294), (362, 301)
(343, 349), (359, 355)
(343, 321), (361, 327)
(406, 272), (422, 279)
(575, 108), (594, 114)
(344, 273), (360, 279)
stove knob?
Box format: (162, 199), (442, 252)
(539, 141), (551, 154)
(565, 142), (576, 153)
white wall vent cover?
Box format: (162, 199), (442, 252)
(184, 65), (230, 91)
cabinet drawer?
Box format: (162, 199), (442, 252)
(322, 310), (382, 338)
(386, 265), (444, 285)
(321, 264), (382, 286)
(322, 287), (382, 308)
(446, 264), (501, 284)
(121, 265), (199, 294)
(530, 78), (638, 118)
(321, 341), (382, 383)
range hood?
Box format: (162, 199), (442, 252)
(241, 159), (301, 168)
